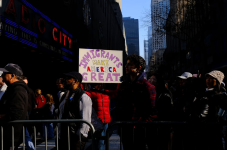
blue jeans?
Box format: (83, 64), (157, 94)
(95, 123), (108, 150)
(42, 123), (54, 139)
(25, 128), (35, 150)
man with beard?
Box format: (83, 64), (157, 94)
(59, 71), (92, 150)
(0, 63), (29, 150)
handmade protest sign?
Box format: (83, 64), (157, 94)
(79, 48), (123, 83)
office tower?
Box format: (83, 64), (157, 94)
(144, 40), (149, 71)
(123, 17), (140, 55)
(151, 0), (170, 52)
(148, 26), (152, 63)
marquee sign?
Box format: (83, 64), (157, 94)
(79, 48), (123, 83)
(0, 0), (73, 62)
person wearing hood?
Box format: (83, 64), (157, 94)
(190, 70), (227, 150)
(116, 54), (157, 150)
(0, 63), (29, 150)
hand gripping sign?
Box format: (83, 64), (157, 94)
(79, 48), (123, 83)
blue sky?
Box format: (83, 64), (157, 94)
(122, 0), (151, 58)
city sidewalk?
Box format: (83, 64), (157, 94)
(18, 134), (123, 150)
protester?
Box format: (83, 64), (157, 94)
(34, 89), (46, 137)
(0, 71), (7, 100)
(0, 63), (29, 150)
(21, 76), (36, 150)
(41, 94), (55, 140)
(190, 70), (227, 150)
(87, 83), (111, 150)
(116, 54), (157, 150)
(59, 71), (92, 150)
(35, 89), (46, 109)
(148, 73), (173, 150)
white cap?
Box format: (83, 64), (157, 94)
(178, 72), (192, 79)
(0, 71), (3, 77)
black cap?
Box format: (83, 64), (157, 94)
(0, 63), (23, 76)
(63, 71), (83, 83)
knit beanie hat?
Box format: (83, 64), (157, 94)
(206, 70), (225, 84)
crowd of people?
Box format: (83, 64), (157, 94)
(0, 54), (227, 150)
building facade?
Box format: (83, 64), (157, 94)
(148, 26), (152, 62)
(123, 17), (139, 55)
(164, 0), (227, 78)
(144, 40), (149, 71)
(151, 0), (170, 52)
(0, 0), (126, 94)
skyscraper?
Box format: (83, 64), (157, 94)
(148, 26), (152, 63)
(123, 17), (140, 55)
(151, 0), (170, 52)
(144, 40), (149, 71)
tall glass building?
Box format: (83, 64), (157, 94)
(144, 40), (149, 71)
(151, 0), (170, 52)
(148, 26), (153, 63)
(123, 17), (140, 55)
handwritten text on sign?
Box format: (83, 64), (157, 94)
(79, 48), (123, 83)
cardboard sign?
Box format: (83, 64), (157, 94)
(79, 48), (123, 83)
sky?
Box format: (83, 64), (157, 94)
(121, 0), (151, 58)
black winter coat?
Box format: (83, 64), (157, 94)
(0, 81), (29, 147)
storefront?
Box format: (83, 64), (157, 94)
(0, 0), (75, 94)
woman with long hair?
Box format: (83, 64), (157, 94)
(41, 94), (55, 140)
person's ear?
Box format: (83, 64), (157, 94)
(137, 66), (142, 72)
(11, 74), (15, 79)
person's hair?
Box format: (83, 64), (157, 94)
(149, 72), (165, 91)
(82, 83), (89, 91)
(56, 78), (65, 84)
(206, 75), (221, 93)
(46, 94), (55, 104)
(214, 79), (221, 93)
(21, 76), (27, 80)
(35, 89), (42, 95)
(15, 75), (23, 81)
(126, 54), (146, 73)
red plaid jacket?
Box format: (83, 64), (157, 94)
(116, 72), (157, 122)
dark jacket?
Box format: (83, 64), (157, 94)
(116, 72), (157, 121)
(27, 87), (37, 112)
(0, 80), (29, 146)
(190, 90), (227, 123)
(156, 88), (173, 121)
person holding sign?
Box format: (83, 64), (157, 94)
(116, 54), (157, 150)
(87, 83), (111, 150)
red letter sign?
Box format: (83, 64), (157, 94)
(53, 27), (58, 41)
(62, 33), (67, 46)
(22, 5), (29, 24)
(6, 0), (16, 18)
(38, 18), (46, 34)
(68, 37), (72, 49)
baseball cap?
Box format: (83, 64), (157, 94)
(178, 72), (192, 79)
(63, 71), (83, 83)
(0, 63), (23, 76)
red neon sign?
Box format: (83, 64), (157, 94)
(6, 0), (72, 49)
(52, 28), (72, 49)
(6, 0), (16, 18)
(38, 18), (46, 34)
(22, 5), (29, 24)
(53, 27), (58, 41)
